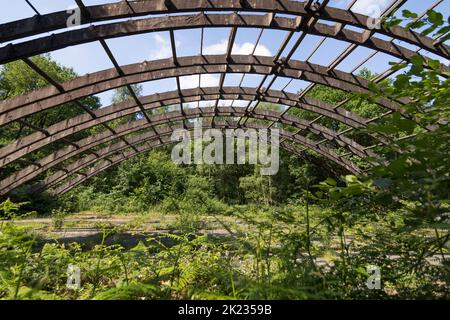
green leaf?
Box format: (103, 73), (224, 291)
(410, 55), (424, 67)
(387, 158), (408, 175)
(421, 24), (438, 36)
(407, 20), (426, 29)
(393, 73), (411, 89)
(427, 59), (441, 70)
(390, 62), (408, 72)
(391, 112), (417, 134)
(427, 10), (443, 26)
(398, 119), (417, 134)
(368, 81), (380, 93)
(436, 25), (450, 36)
(324, 178), (337, 186)
(402, 10), (417, 19)
(344, 175), (358, 184)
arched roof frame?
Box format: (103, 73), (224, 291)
(0, 55), (405, 127)
(0, 105), (374, 196)
(0, 0), (448, 196)
(48, 119), (362, 196)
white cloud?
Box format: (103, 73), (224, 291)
(179, 74), (220, 89)
(203, 40), (228, 55)
(149, 34), (181, 60)
(147, 33), (272, 60)
(204, 40), (271, 56)
(234, 42), (272, 56)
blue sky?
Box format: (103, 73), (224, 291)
(0, 0), (449, 107)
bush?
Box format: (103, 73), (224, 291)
(51, 208), (69, 230)
(0, 198), (30, 220)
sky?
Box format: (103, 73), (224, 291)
(0, 0), (449, 107)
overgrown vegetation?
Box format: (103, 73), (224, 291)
(0, 10), (449, 300)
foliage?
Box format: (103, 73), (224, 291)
(51, 208), (69, 230)
(0, 199), (29, 220)
(0, 8), (449, 301)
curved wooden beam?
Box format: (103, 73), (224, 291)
(0, 55), (402, 127)
(1, 1), (448, 62)
(30, 123), (317, 194)
(0, 86), (371, 168)
(50, 119), (362, 196)
(0, 106), (369, 195)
